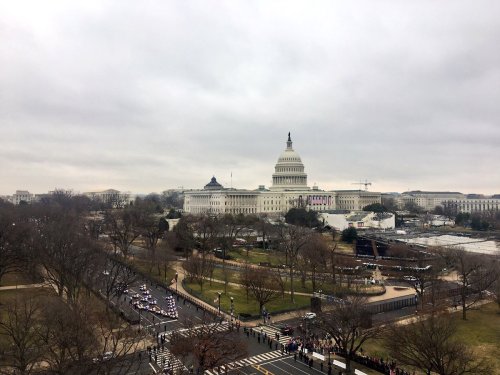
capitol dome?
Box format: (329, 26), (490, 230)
(270, 133), (309, 191)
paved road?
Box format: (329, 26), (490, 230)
(232, 355), (329, 375)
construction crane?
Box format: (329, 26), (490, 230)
(352, 180), (372, 191)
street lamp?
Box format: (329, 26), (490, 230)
(230, 297), (234, 323)
(175, 272), (178, 293)
(138, 309), (142, 331)
(218, 292), (222, 315)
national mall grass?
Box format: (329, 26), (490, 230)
(184, 280), (310, 317)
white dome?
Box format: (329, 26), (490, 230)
(270, 133), (309, 191)
(277, 148), (303, 164)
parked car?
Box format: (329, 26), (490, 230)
(403, 276), (417, 282)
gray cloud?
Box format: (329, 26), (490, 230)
(1, 0), (499, 195)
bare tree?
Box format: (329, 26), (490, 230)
(39, 296), (98, 375)
(319, 296), (381, 374)
(277, 224), (311, 302)
(402, 250), (445, 311)
(300, 233), (329, 292)
(0, 203), (23, 284)
(246, 267), (281, 313)
(169, 318), (247, 373)
(384, 313), (492, 375)
(92, 311), (145, 375)
(135, 199), (167, 273)
(35, 210), (101, 303)
(154, 240), (174, 281)
(239, 264), (252, 302)
(0, 293), (45, 375)
(440, 247), (498, 320)
(104, 208), (143, 258)
(328, 236), (339, 286)
(96, 256), (138, 314)
(182, 253), (215, 292)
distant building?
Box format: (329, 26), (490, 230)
(320, 211), (395, 231)
(396, 191), (465, 211)
(443, 197), (500, 214)
(383, 191), (499, 214)
(83, 189), (133, 208)
(183, 133), (381, 215)
(335, 190), (382, 211)
(9, 190), (35, 205)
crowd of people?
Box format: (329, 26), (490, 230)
(243, 327), (414, 375)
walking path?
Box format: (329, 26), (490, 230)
(172, 261), (415, 326)
(0, 282), (48, 291)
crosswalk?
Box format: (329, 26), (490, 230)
(151, 347), (187, 374)
(257, 325), (293, 346)
(205, 350), (285, 375)
(152, 323), (289, 374)
(159, 321), (230, 343)
(152, 322), (230, 373)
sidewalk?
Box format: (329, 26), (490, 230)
(172, 262), (414, 327)
(0, 283), (48, 291)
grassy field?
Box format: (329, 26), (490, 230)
(453, 303), (500, 371)
(229, 247), (284, 265)
(184, 280), (311, 317)
(209, 266), (382, 296)
(322, 233), (356, 254)
(0, 271), (42, 287)
(361, 303), (500, 373)
(0, 288), (54, 352)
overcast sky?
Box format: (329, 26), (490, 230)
(1, 0), (499, 196)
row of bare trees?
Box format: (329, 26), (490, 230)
(1, 292), (144, 375)
(390, 243), (499, 320)
(316, 295), (494, 375)
(0, 196), (148, 374)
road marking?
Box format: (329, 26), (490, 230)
(268, 357), (327, 375)
(252, 364), (275, 375)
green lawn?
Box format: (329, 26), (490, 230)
(453, 303), (500, 371)
(209, 266), (382, 296)
(184, 280), (311, 317)
(229, 247), (285, 266)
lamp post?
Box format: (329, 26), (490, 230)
(175, 272), (178, 293)
(218, 292), (222, 315)
(138, 309), (142, 331)
(415, 293), (418, 315)
(230, 296), (234, 324)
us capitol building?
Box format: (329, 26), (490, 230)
(183, 133), (381, 215)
